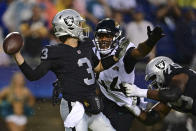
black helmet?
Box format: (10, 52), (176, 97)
(95, 18), (121, 55)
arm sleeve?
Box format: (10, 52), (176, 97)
(123, 47), (138, 73)
(92, 52), (100, 68)
(19, 60), (51, 81)
(158, 86), (182, 103)
(141, 110), (161, 125)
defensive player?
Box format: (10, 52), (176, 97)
(11, 9), (129, 131)
(125, 56), (196, 125)
(93, 18), (165, 130)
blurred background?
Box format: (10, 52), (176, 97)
(0, 0), (196, 131)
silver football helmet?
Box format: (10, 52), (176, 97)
(145, 56), (174, 89)
(52, 9), (89, 40)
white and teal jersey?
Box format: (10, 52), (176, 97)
(94, 42), (137, 107)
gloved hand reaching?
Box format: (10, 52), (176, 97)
(123, 83), (148, 97)
(146, 26), (165, 47)
(114, 31), (129, 60)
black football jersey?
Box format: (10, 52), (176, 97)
(40, 38), (99, 101)
(163, 63), (196, 114)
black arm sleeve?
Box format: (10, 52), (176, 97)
(158, 86), (182, 103)
(123, 47), (138, 73)
(101, 55), (116, 70)
(142, 110), (161, 125)
(19, 61), (51, 81)
(92, 52), (100, 68)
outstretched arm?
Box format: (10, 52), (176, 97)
(129, 26), (165, 60)
(94, 37), (129, 72)
(126, 101), (171, 125)
(138, 102), (171, 125)
(125, 73), (188, 103)
(147, 73), (188, 102)
(13, 52), (51, 81)
(94, 55), (118, 72)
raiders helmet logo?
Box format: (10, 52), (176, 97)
(64, 16), (74, 27)
(155, 60), (165, 70)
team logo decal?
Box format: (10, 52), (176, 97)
(77, 50), (81, 54)
(64, 16), (74, 27)
(155, 60), (165, 69)
(112, 66), (119, 71)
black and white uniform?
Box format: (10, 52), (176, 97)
(94, 42), (146, 131)
(19, 38), (115, 131)
(163, 63), (196, 115)
(95, 43), (136, 106)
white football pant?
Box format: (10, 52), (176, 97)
(60, 98), (116, 131)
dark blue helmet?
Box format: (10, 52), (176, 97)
(95, 18), (119, 35)
(95, 18), (121, 55)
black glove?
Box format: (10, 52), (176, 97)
(52, 79), (62, 106)
(146, 26), (165, 47)
(114, 34), (129, 59)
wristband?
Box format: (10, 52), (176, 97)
(146, 38), (156, 48)
(101, 55), (116, 70)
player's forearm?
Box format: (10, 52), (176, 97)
(126, 104), (162, 125)
(94, 55), (118, 72)
(13, 52), (24, 65)
(137, 110), (162, 125)
(131, 41), (155, 60)
(139, 102), (171, 125)
(19, 61), (41, 81)
(13, 52), (40, 81)
(148, 87), (182, 103)
(147, 88), (180, 102)
(19, 61), (50, 81)
(147, 89), (160, 101)
(131, 26), (164, 59)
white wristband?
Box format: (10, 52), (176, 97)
(138, 88), (148, 98)
(125, 104), (141, 117)
(133, 106), (141, 116)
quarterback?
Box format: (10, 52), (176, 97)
(11, 9), (130, 131)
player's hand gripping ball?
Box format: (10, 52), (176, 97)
(3, 32), (23, 55)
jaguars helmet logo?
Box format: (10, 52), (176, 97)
(155, 60), (165, 70)
(64, 16), (74, 27)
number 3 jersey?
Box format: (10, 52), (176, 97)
(163, 63), (196, 114)
(94, 42), (138, 107)
(41, 38), (100, 101)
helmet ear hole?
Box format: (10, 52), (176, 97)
(148, 75), (156, 81)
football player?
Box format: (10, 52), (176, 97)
(11, 9), (129, 131)
(93, 18), (165, 130)
(125, 56), (196, 125)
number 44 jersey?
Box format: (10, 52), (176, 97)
(41, 38), (99, 101)
(94, 42), (142, 107)
(163, 63), (196, 114)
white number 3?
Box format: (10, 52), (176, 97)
(41, 48), (48, 59)
(78, 57), (95, 85)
